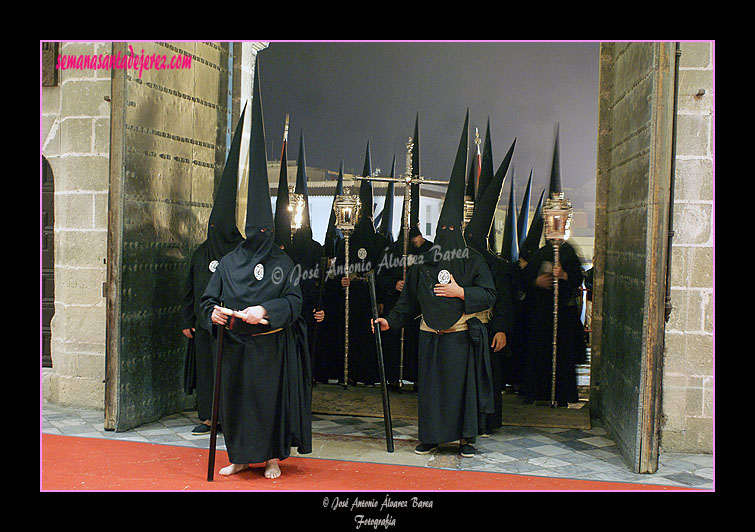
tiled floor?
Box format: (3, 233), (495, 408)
(41, 401), (713, 490)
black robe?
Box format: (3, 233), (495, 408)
(312, 266), (344, 383)
(375, 236), (434, 385)
(513, 240), (586, 404)
(180, 241), (218, 422)
(505, 264), (528, 390)
(199, 241), (312, 464)
(289, 229), (326, 356)
(315, 220), (385, 385)
(181, 230), (243, 421)
(384, 238), (497, 444)
(479, 254), (515, 433)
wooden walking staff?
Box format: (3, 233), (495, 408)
(354, 137), (448, 389)
(542, 191), (573, 408)
(333, 192), (361, 389)
(207, 319), (226, 481)
(367, 270), (394, 452)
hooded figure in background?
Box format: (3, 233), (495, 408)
(273, 119), (292, 252)
(288, 131), (326, 357)
(323, 161), (345, 260)
(199, 63), (311, 479)
(375, 110), (497, 457)
(513, 126), (585, 406)
(312, 161), (345, 383)
(181, 103), (246, 435)
(375, 156), (396, 246)
(464, 136), (516, 434)
(376, 113), (433, 389)
(328, 141), (385, 385)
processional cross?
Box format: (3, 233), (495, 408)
(351, 137), (449, 389)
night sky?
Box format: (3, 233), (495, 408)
(256, 41), (600, 209)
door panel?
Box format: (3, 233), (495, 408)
(105, 42), (237, 431)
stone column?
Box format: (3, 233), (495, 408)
(42, 42), (112, 408)
(660, 42), (714, 454)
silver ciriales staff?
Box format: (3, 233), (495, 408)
(333, 193), (361, 389)
(543, 190), (573, 408)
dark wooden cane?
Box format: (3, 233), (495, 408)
(207, 324), (225, 481)
(367, 271), (394, 452)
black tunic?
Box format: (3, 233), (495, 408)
(181, 234), (243, 421)
(384, 239), (497, 444)
(199, 241), (312, 464)
(289, 230), (326, 356)
(376, 236), (434, 385)
(479, 254), (515, 433)
(513, 240), (585, 404)
(316, 220), (385, 385)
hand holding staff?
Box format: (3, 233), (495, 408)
(367, 272), (394, 453)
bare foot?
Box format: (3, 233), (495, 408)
(264, 459), (281, 479)
(219, 463), (249, 476)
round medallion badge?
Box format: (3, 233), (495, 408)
(254, 263), (264, 281)
(209, 260), (219, 273)
(437, 269), (451, 284)
(357, 247), (367, 260)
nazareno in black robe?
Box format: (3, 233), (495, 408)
(317, 216), (385, 385)
(289, 227), (326, 356)
(197, 60), (311, 465)
(180, 105), (246, 421)
(375, 229), (433, 386)
(199, 236), (312, 464)
(513, 239), (586, 405)
(384, 227), (497, 445)
(477, 253), (515, 433)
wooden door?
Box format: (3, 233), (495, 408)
(42, 157), (55, 368)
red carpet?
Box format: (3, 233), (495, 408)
(40, 434), (687, 492)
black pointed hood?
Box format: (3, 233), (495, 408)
(346, 141), (382, 268)
(549, 124), (562, 196)
(324, 160), (345, 258)
(476, 119), (495, 204)
(290, 130), (314, 260)
(486, 131), (516, 254)
(501, 169), (519, 263)
(377, 155), (396, 241)
(244, 63), (274, 239)
(357, 142), (375, 227)
(206, 102), (246, 259)
(518, 188), (545, 261)
(234, 59), (275, 273)
(291, 131), (319, 265)
(436, 109), (468, 232)
(464, 138), (515, 255)
(465, 148), (478, 204)
(274, 121), (291, 250)
(294, 130), (312, 232)
(421, 108), (469, 282)
(410, 112), (421, 229)
(517, 168), (533, 249)
(373, 209), (383, 231)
